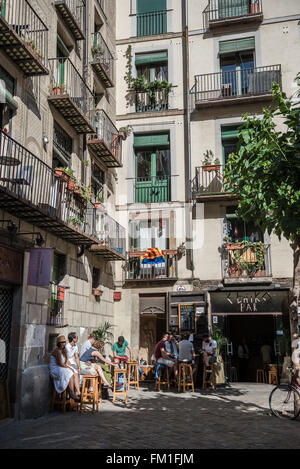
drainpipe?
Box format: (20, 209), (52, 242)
(182, 0), (194, 275)
(83, 0), (89, 186)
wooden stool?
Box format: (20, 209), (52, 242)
(80, 375), (99, 413)
(154, 364), (170, 391)
(113, 369), (127, 403)
(127, 361), (139, 390)
(178, 363), (194, 393)
(256, 369), (265, 383)
(268, 370), (278, 385)
(202, 363), (216, 391)
(50, 380), (77, 413)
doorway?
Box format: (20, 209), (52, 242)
(217, 314), (287, 382)
(139, 314), (166, 363)
(0, 285), (13, 420)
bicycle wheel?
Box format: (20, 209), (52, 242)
(269, 384), (300, 420)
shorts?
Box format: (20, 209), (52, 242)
(80, 361), (98, 375)
(157, 357), (175, 368)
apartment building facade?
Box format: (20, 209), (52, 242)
(115, 0), (299, 380)
(0, 0), (126, 419)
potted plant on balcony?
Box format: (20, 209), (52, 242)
(118, 125), (132, 141)
(91, 45), (104, 62)
(152, 80), (172, 107)
(69, 216), (84, 229)
(202, 150), (221, 172)
(64, 169), (76, 191)
(52, 84), (66, 96)
(94, 192), (104, 210)
(54, 167), (70, 183)
(132, 75), (151, 107)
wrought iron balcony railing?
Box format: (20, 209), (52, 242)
(192, 165), (227, 197)
(135, 90), (169, 113)
(203, 0), (263, 29)
(134, 175), (172, 203)
(48, 57), (95, 134)
(126, 251), (178, 281)
(88, 109), (122, 168)
(0, 0), (49, 75)
(92, 32), (114, 88)
(137, 10), (167, 37)
(0, 131), (97, 245)
(223, 242), (272, 280)
(55, 0), (85, 40)
(191, 65), (281, 109)
(90, 212), (126, 260)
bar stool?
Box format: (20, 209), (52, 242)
(80, 375), (99, 413)
(113, 369), (127, 403)
(202, 363), (216, 391)
(256, 369), (265, 383)
(154, 364), (170, 391)
(127, 361), (139, 390)
(50, 379), (78, 413)
(178, 363), (194, 393)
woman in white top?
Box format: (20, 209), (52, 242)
(49, 335), (80, 400)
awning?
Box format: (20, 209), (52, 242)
(219, 37), (255, 55)
(135, 51), (168, 66)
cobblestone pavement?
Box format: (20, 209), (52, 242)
(0, 383), (300, 449)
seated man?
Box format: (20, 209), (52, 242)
(154, 333), (177, 377)
(165, 332), (178, 360)
(178, 332), (196, 375)
(112, 336), (132, 365)
(201, 333), (217, 368)
(80, 342), (117, 388)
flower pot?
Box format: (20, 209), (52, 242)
(136, 92), (151, 107)
(53, 86), (63, 96)
(202, 164), (221, 172)
(67, 180), (76, 191)
(250, 2), (259, 13)
(57, 286), (65, 301)
(155, 90), (168, 106)
(54, 168), (69, 182)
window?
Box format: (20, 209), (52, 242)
(53, 122), (73, 167)
(136, 0), (167, 36)
(226, 207), (263, 243)
(50, 253), (66, 325)
(91, 164), (105, 204)
(92, 267), (100, 289)
(129, 218), (169, 251)
(218, 0), (251, 19)
(221, 126), (240, 165)
(134, 133), (171, 203)
(136, 52), (168, 82)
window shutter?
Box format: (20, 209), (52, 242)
(135, 51), (168, 66)
(137, 0), (166, 14)
(134, 134), (170, 148)
(219, 37), (255, 55)
(219, 0), (249, 18)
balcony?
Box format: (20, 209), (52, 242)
(223, 242), (272, 284)
(90, 212), (126, 261)
(126, 251), (178, 282)
(0, 131), (98, 246)
(91, 32), (114, 88)
(0, 0), (49, 76)
(48, 58), (95, 134)
(135, 90), (169, 113)
(191, 65), (281, 110)
(55, 0), (85, 41)
(134, 176), (172, 203)
(137, 10), (167, 37)
(191, 165), (236, 202)
(87, 110), (122, 168)
(203, 0), (263, 30)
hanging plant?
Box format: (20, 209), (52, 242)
(124, 45), (133, 89)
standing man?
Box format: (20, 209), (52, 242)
(201, 333), (218, 367)
(66, 332), (81, 374)
(112, 336), (133, 365)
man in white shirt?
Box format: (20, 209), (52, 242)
(80, 333), (97, 359)
(201, 333), (217, 367)
(66, 332), (81, 373)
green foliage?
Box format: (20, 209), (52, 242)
(93, 322), (114, 346)
(124, 45), (133, 88)
(224, 77), (300, 243)
(231, 241), (265, 274)
(212, 326), (228, 355)
(202, 150), (214, 166)
(69, 216), (83, 225)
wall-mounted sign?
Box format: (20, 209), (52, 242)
(178, 303), (196, 332)
(211, 290), (288, 315)
(0, 247), (23, 285)
(27, 248), (53, 286)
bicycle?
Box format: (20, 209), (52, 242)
(269, 367), (300, 420)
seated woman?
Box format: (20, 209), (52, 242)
(49, 335), (80, 401)
(80, 341), (117, 388)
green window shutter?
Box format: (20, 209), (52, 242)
(137, 0), (166, 13)
(221, 126), (240, 141)
(219, 0), (249, 18)
(135, 51), (168, 66)
(219, 37), (255, 55)
(134, 133), (170, 148)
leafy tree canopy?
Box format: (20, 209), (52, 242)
(224, 76), (300, 243)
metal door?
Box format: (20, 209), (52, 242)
(0, 286), (13, 381)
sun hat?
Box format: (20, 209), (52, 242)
(56, 335), (67, 345)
